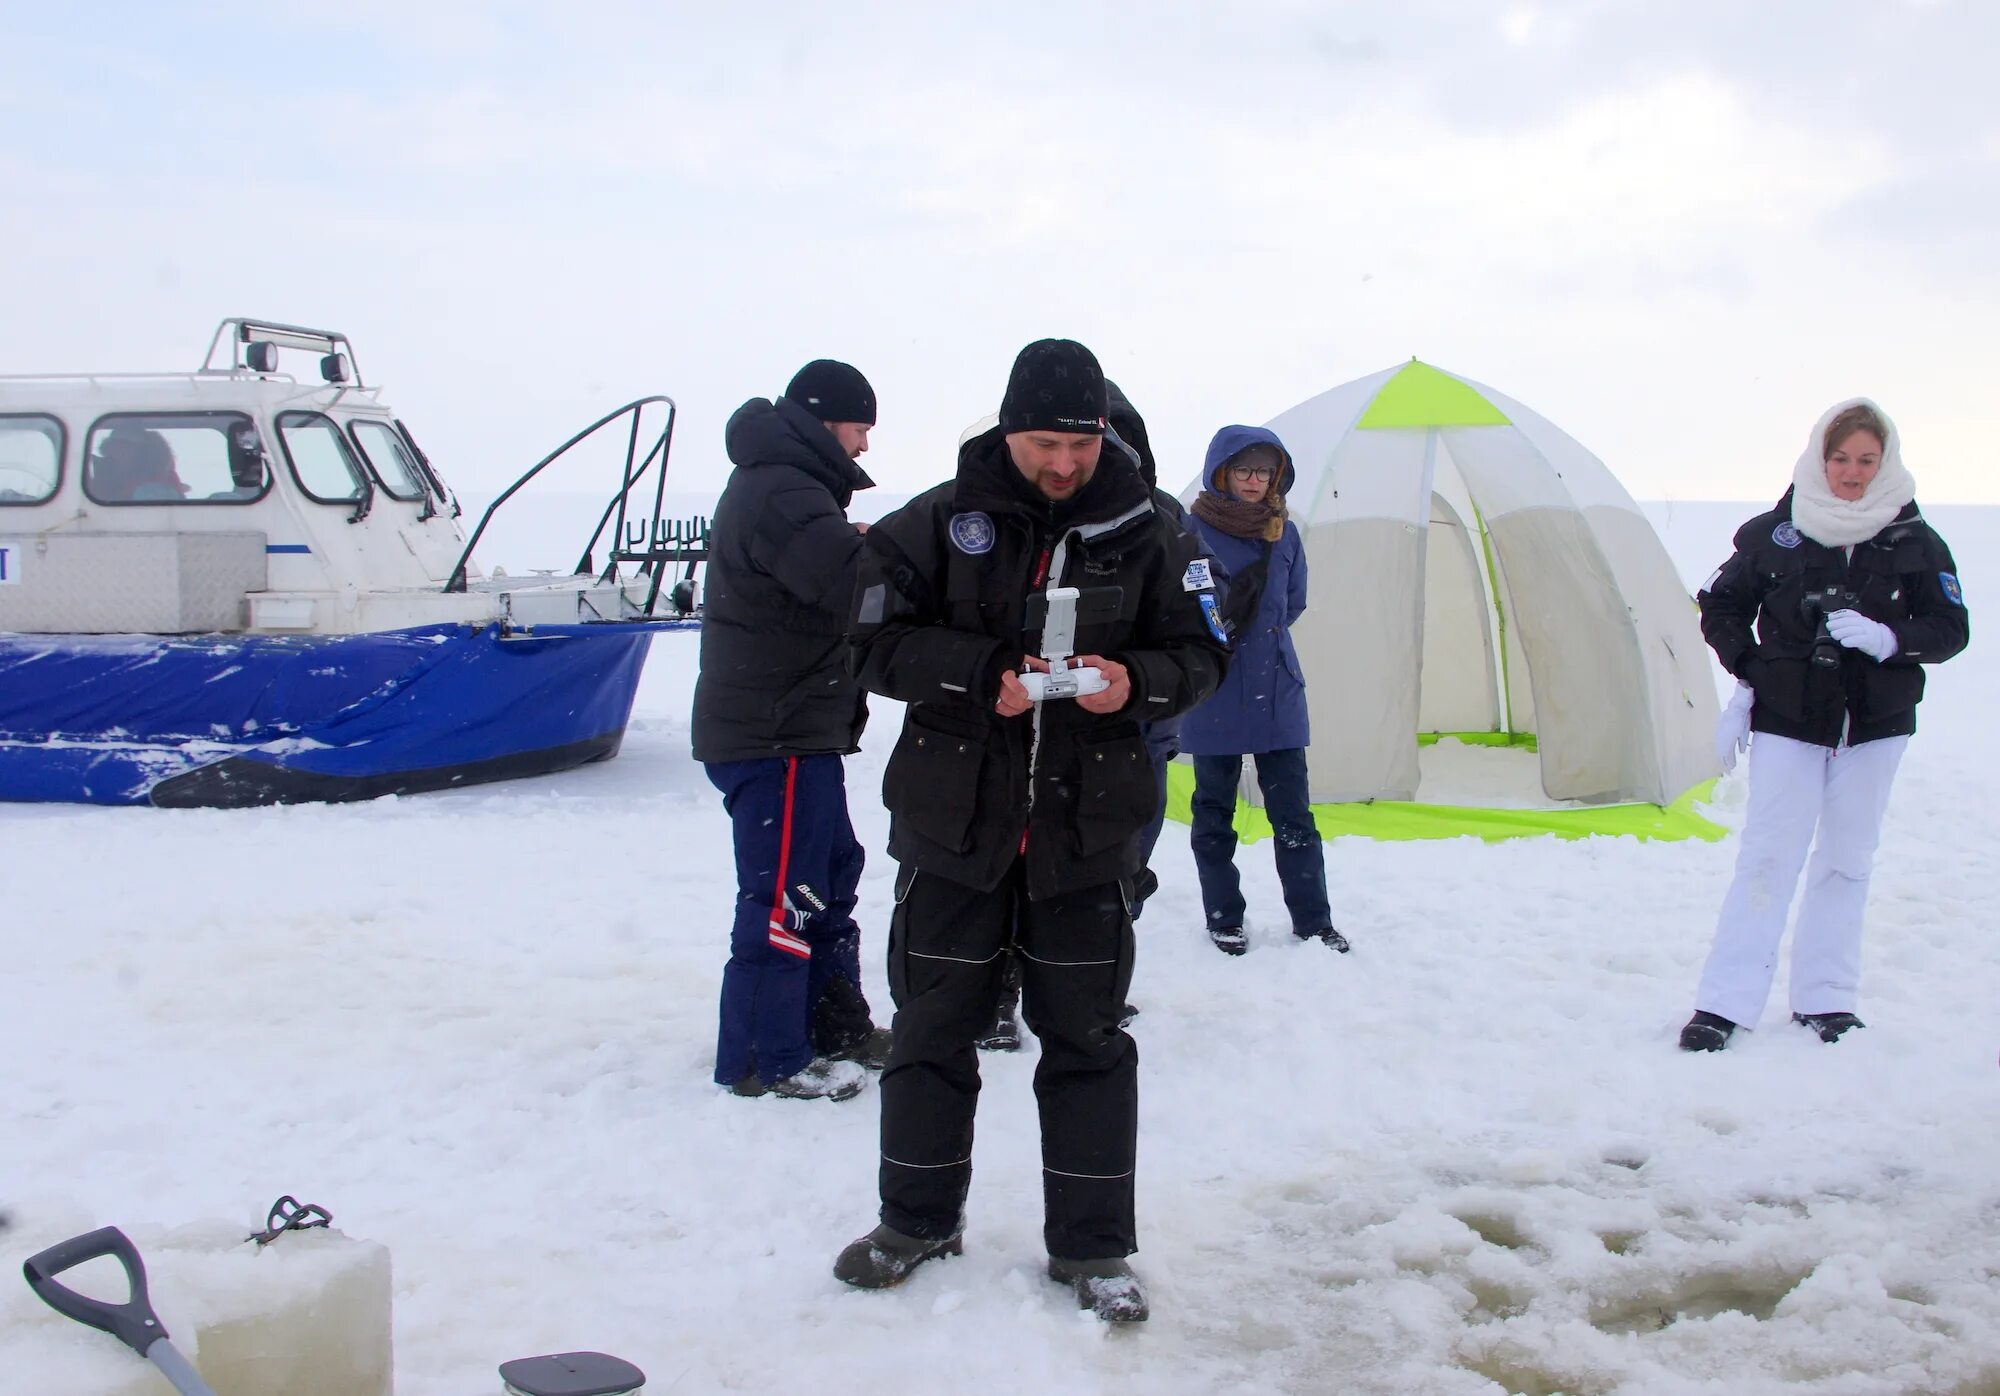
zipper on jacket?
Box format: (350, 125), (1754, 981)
(1015, 500), (1153, 869)
(1022, 538), (1061, 856)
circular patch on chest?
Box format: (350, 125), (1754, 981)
(949, 511), (996, 554)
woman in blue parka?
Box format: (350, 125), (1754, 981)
(1181, 426), (1347, 956)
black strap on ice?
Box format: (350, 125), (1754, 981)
(249, 1195), (333, 1246)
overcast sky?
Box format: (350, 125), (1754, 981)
(2, 1), (1994, 508)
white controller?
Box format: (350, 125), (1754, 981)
(1018, 665), (1108, 702)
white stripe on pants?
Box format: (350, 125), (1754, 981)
(1696, 731), (1907, 1028)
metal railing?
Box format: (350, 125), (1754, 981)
(444, 396), (679, 606)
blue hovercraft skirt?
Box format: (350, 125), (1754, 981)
(0, 621), (675, 807)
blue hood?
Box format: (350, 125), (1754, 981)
(1201, 425), (1295, 499)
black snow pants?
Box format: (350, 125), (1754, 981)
(877, 860), (1138, 1260)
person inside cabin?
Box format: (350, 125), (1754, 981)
(223, 421), (269, 495)
(91, 427), (189, 503)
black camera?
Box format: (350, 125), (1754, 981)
(1800, 586), (1859, 669)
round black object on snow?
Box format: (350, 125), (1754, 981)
(499, 1350), (646, 1396)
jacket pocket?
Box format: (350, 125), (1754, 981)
(1743, 652), (1806, 723)
(1858, 662), (1923, 722)
(1278, 634), (1307, 685)
(1072, 727), (1158, 858)
(883, 706), (987, 854)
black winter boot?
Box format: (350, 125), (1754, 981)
(828, 1027), (894, 1070)
(729, 1056), (866, 1100)
(1047, 1256), (1149, 1322)
(814, 976), (886, 1067)
(1793, 1011), (1865, 1042)
(833, 1224), (963, 1289)
(974, 1000), (1021, 1052)
(1294, 925), (1351, 953)
(1208, 925), (1248, 956)
(1678, 1011), (1736, 1052)
(977, 955), (1024, 1051)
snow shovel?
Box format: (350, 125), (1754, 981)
(22, 1225), (218, 1396)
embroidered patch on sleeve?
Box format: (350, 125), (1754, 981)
(1940, 571), (1964, 606)
(1198, 592), (1229, 643)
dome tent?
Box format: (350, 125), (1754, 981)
(1174, 359), (1723, 841)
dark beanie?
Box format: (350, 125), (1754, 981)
(998, 339), (1107, 435)
(784, 359), (877, 425)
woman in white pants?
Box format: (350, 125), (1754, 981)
(1682, 399), (1968, 1051)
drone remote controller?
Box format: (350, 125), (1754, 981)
(1021, 585), (1112, 703)
(1017, 665), (1108, 702)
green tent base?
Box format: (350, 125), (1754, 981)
(1416, 730), (1538, 751)
(1164, 763), (1725, 844)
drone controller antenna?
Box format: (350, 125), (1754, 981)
(1039, 586), (1082, 674)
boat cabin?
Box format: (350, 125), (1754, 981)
(0, 318), (661, 636)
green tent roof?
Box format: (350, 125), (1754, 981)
(1356, 360), (1511, 430)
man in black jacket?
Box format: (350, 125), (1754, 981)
(692, 360), (889, 1101)
(976, 379), (1191, 1051)
(831, 340), (1228, 1321)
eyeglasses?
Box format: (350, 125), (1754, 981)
(1228, 464), (1276, 481)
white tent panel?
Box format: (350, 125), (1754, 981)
(1471, 381), (1650, 518)
(1482, 507), (1539, 738)
(1304, 425), (1435, 525)
(1420, 493), (1501, 734)
(1488, 507), (1658, 802)
(1259, 366), (1402, 517)
(1299, 517), (1423, 802)
(1434, 423), (1573, 518)
(1427, 431), (1481, 544)
(1584, 504), (1722, 800)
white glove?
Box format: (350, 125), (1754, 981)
(1825, 610), (1899, 662)
(1714, 682), (1753, 774)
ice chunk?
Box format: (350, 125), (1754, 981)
(3, 1219), (392, 1396)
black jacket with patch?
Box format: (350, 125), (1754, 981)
(691, 396), (873, 763)
(1698, 489), (1967, 748)
(850, 427), (1228, 900)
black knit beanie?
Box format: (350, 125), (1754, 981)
(998, 339), (1107, 435)
(784, 359), (877, 425)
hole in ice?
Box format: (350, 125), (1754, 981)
(1452, 1210), (1531, 1251)
(1466, 1275), (1532, 1321)
(1598, 1230), (1642, 1256)
(1587, 1265), (1810, 1335)
(1457, 1345), (1604, 1396)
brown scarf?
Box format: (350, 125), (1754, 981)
(1192, 491), (1286, 542)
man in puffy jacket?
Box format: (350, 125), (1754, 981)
(830, 339), (1228, 1321)
(692, 360), (890, 1101)
(976, 379), (1190, 1051)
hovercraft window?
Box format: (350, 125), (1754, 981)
(0, 415), (64, 505)
(83, 412), (271, 506)
(277, 411), (369, 505)
(348, 419), (429, 502)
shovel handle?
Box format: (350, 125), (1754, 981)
(22, 1225), (170, 1357)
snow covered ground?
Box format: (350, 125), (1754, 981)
(3, 502), (1995, 1396)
